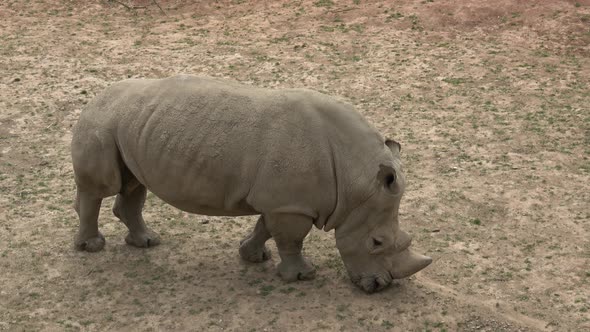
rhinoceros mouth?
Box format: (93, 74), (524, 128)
(351, 273), (393, 293)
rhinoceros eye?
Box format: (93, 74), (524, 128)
(378, 164), (397, 192)
(385, 173), (396, 187)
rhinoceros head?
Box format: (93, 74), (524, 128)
(334, 139), (432, 293)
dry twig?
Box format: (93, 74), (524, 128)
(108, 0), (166, 15)
(109, 0), (146, 10)
(152, 0), (167, 16)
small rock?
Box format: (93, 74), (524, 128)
(13, 77), (20, 82)
(200, 220), (210, 225)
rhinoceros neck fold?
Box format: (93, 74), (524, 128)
(319, 106), (387, 231)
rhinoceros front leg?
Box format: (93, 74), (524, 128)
(239, 215), (272, 262)
(112, 184), (160, 248)
(265, 213), (316, 282)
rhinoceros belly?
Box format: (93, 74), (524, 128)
(113, 95), (262, 216)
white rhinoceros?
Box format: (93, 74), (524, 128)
(71, 75), (432, 293)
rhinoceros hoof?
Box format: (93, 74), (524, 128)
(125, 230), (161, 248)
(75, 233), (106, 252)
(239, 240), (271, 263)
(277, 258), (316, 282)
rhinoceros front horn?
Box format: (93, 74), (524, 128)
(389, 248), (432, 279)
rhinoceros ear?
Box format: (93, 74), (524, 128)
(377, 164), (396, 192)
(385, 139), (401, 155)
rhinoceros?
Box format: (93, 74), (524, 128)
(71, 75), (432, 293)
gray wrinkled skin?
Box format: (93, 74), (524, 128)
(71, 75), (431, 293)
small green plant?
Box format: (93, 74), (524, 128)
(443, 77), (466, 85)
(349, 24), (364, 33)
(386, 12), (404, 22)
(314, 0), (334, 7)
(259, 285), (275, 296)
(271, 35), (291, 43)
(408, 14), (423, 30)
(469, 218), (481, 226)
(279, 286), (296, 294)
(381, 320), (394, 329)
(464, 263), (476, 269)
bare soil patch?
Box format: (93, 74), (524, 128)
(1, 0), (589, 331)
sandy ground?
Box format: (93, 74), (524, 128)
(0, 0), (589, 331)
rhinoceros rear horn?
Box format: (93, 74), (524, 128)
(390, 249), (432, 279)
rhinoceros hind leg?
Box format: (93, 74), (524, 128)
(239, 215), (272, 262)
(72, 131), (122, 252)
(112, 184), (161, 248)
(265, 213), (316, 282)
(74, 191), (106, 252)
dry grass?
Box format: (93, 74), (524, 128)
(0, 0), (589, 331)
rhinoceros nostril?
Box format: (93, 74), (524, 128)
(373, 279), (380, 292)
(372, 238), (383, 247)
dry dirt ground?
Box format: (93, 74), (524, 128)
(1, 0), (589, 331)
